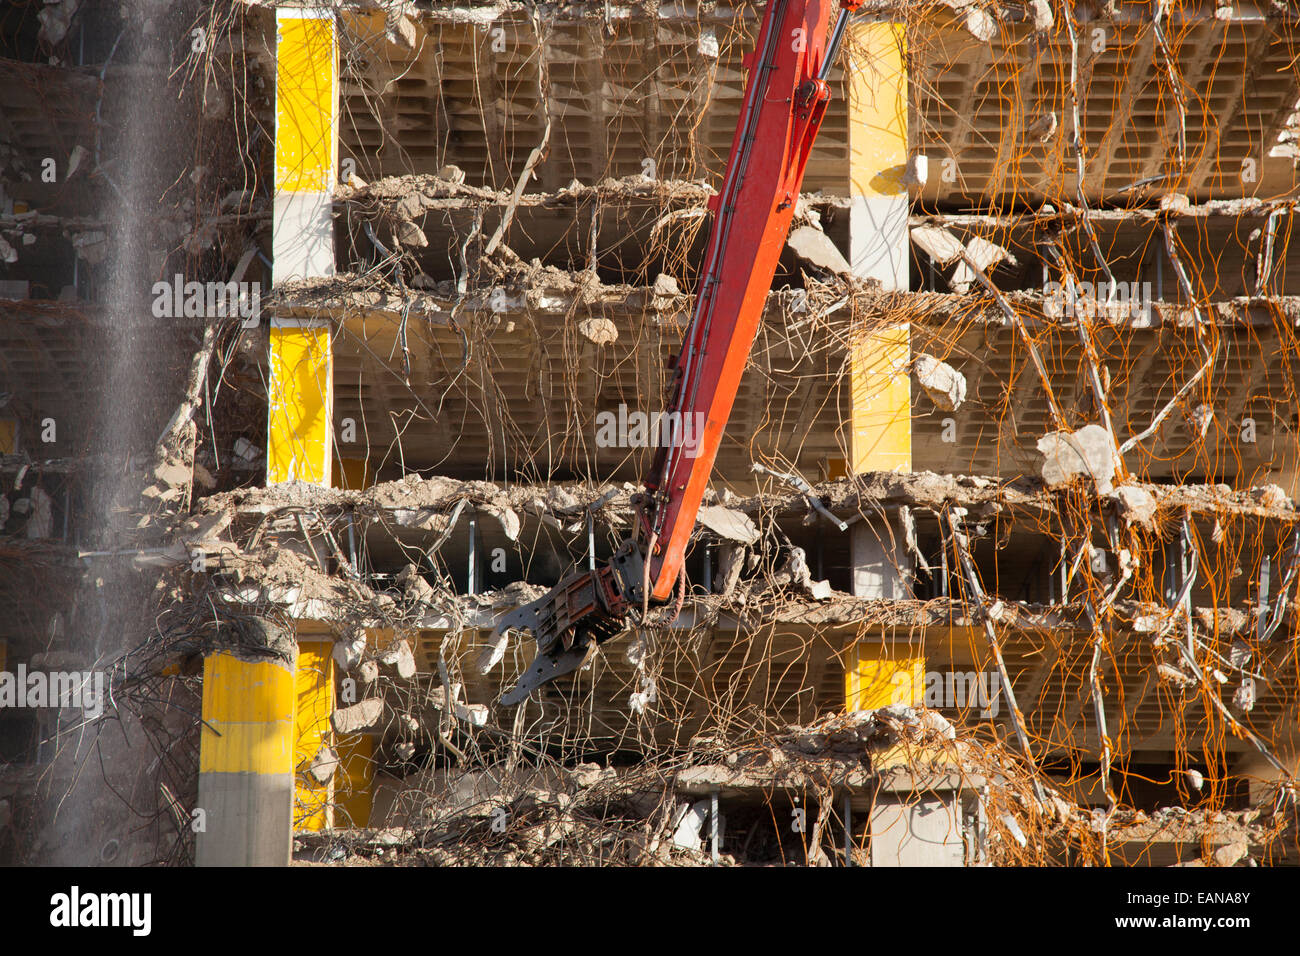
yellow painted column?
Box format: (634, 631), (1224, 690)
(268, 317), (333, 486)
(843, 23), (920, 706)
(847, 21), (910, 474)
(294, 640), (335, 832)
(196, 652), (296, 866)
(198, 8), (339, 865)
(850, 324), (910, 474)
(273, 7), (337, 282)
(845, 639), (924, 711)
(269, 7), (337, 487)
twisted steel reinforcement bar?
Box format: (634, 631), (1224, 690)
(490, 0), (861, 706)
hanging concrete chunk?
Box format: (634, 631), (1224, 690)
(1000, 813), (1028, 847)
(331, 698), (384, 734)
(1232, 678), (1256, 713)
(965, 6), (996, 40)
(913, 354), (966, 411)
(910, 224), (966, 265)
(786, 226), (852, 276)
(1025, 111), (1058, 144)
(477, 630), (508, 674)
(697, 26), (719, 58)
(378, 638), (417, 679)
(38, 0), (80, 45)
(397, 564), (437, 605)
(1029, 0), (1054, 31)
(950, 235), (1017, 293)
(393, 219), (428, 248)
(454, 702), (489, 727)
(716, 544), (746, 598)
(651, 273), (682, 311)
(784, 547), (832, 601)
(427, 682), (485, 726)
(697, 506), (760, 545)
(937, 0), (995, 41)
(1111, 484), (1157, 529)
(332, 629), (369, 672)
(385, 12), (421, 51)
(1187, 403), (1213, 437)
(672, 800), (710, 851)
(1036, 424), (1117, 494)
(480, 502), (520, 541)
(578, 316), (618, 345)
(308, 746), (340, 784)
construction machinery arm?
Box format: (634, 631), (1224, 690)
(492, 0), (859, 705)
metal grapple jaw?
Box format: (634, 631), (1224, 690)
(487, 541), (648, 706)
(498, 633), (593, 707)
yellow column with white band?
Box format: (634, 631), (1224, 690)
(196, 652), (296, 866)
(848, 21), (910, 474)
(273, 7), (337, 281)
(197, 8), (340, 866)
(269, 7), (336, 486)
(844, 22), (920, 706)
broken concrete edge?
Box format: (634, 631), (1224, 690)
(289, 706), (1017, 853)
(28, 274), (1291, 335)
(191, 470), (1297, 533)
(235, 0), (927, 25)
(348, 181), (1300, 230)
(291, 802), (1275, 865)
(339, 171), (849, 215)
(192, 547), (1290, 649)
(191, 614), (298, 667)
(284, 702), (1283, 864)
(913, 196), (1300, 229)
(265, 276), (1300, 333)
(233, 0), (1300, 30)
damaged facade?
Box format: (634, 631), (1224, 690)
(2, 0), (1300, 868)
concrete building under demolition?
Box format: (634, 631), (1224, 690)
(2, 0), (1300, 867)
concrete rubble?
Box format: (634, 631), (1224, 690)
(1035, 425), (1118, 495)
(8, 0), (1300, 873)
(290, 703), (1285, 867)
(913, 353), (967, 411)
(332, 699), (384, 735)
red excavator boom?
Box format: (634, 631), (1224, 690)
(491, 0), (860, 705)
